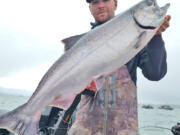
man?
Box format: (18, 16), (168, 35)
(59, 0), (171, 134)
(172, 123), (180, 135)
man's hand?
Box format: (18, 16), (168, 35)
(156, 15), (171, 35)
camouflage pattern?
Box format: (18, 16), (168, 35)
(68, 65), (139, 135)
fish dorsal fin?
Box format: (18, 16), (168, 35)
(61, 33), (86, 51)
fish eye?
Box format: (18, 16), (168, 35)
(146, 0), (154, 6)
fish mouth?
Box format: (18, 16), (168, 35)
(132, 0), (170, 30)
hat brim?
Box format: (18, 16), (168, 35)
(86, 0), (92, 3)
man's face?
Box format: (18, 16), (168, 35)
(89, 0), (117, 24)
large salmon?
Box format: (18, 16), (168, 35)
(0, 0), (169, 134)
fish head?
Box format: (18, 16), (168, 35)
(132, 0), (170, 30)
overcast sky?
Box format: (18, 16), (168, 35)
(0, 0), (179, 105)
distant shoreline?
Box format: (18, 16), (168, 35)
(0, 92), (180, 109)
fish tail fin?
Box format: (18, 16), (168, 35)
(0, 104), (39, 135)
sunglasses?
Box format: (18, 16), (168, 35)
(90, 0), (110, 5)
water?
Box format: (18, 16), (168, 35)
(0, 93), (180, 135)
(138, 106), (180, 135)
(0, 93), (29, 111)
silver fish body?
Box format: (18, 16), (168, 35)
(0, 0), (169, 134)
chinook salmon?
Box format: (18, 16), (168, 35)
(0, 0), (169, 134)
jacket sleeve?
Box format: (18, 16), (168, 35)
(137, 34), (167, 81)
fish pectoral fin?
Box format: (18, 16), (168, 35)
(134, 31), (147, 49)
(61, 33), (86, 51)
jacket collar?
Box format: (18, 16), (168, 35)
(90, 22), (104, 29)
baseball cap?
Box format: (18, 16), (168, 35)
(86, 0), (92, 3)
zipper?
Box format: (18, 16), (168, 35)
(103, 76), (110, 135)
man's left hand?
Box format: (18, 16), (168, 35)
(156, 15), (171, 35)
